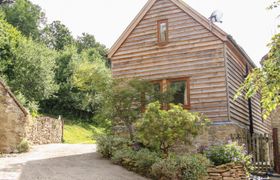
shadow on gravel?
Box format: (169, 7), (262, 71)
(16, 152), (146, 180)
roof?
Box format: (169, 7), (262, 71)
(0, 80), (29, 116)
(108, 0), (255, 68)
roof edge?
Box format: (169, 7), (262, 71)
(108, 0), (157, 58)
(0, 80), (29, 116)
(108, 0), (228, 59)
(227, 35), (257, 68)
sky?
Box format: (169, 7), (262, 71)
(30, 0), (280, 66)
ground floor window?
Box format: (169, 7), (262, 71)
(150, 77), (190, 109)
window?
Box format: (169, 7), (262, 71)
(168, 78), (190, 108)
(148, 78), (190, 109)
(157, 19), (168, 44)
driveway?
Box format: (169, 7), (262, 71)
(0, 144), (147, 180)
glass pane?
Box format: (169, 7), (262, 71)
(146, 83), (161, 102)
(160, 22), (167, 42)
(170, 81), (187, 105)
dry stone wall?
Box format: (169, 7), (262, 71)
(27, 117), (63, 145)
(0, 81), (63, 153)
(207, 163), (248, 180)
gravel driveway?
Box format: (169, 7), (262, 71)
(0, 144), (147, 180)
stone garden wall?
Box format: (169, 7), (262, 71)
(0, 81), (63, 153)
(207, 163), (248, 180)
(27, 116), (63, 145)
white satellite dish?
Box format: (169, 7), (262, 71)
(209, 10), (223, 23)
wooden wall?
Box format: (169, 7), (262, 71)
(225, 46), (271, 134)
(111, 0), (229, 122)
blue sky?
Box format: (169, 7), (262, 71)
(31, 0), (280, 66)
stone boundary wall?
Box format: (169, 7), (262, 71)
(207, 163), (248, 180)
(27, 116), (63, 145)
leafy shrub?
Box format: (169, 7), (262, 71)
(136, 102), (209, 155)
(112, 148), (136, 170)
(112, 147), (160, 175)
(96, 135), (130, 158)
(205, 142), (252, 171)
(17, 138), (30, 153)
(151, 154), (210, 180)
(134, 148), (160, 174)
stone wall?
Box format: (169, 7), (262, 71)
(207, 163), (248, 180)
(175, 122), (248, 153)
(0, 82), (29, 153)
(0, 81), (63, 153)
(27, 117), (63, 145)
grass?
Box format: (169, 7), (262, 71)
(63, 121), (105, 144)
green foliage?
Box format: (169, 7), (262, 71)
(111, 147), (136, 169)
(151, 154), (210, 180)
(112, 147), (160, 175)
(133, 148), (161, 174)
(96, 135), (131, 158)
(40, 21), (74, 50)
(76, 33), (108, 58)
(268, 0), (280, 9)
(17, 138), (29, 153)
(1, 0), (45, 39)
(236, 32), (280, 119)
(0, 18), (57, 113)
(205, 142), (252, 171)
(9, 38), (58, 102)
(136, 102), (209, 155)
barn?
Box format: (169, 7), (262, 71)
(108, 0), (272, 145)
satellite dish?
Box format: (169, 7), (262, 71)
(209, 10), (223, 23)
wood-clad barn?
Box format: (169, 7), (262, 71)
(108, 0), (271, 144)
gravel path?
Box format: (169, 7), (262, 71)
(0, 144), (147, 180)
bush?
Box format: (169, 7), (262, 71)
(205, 142), (252, 171)
(136, 102), (209, 155)
(17, 138), (30, 153)
(134, 148), (160, 174)
(112, 147), (160, 175)
(96, 135), (130, 158)
(151, 154), (210, 180)
(112, 148), (136, 170)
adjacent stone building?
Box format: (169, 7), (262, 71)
(0, 80), (63, 153)
(0, 80), (29, 153)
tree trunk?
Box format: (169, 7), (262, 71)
(126, 123), (134, 141)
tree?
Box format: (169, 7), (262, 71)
(76, 33), (108, 61)
(0, 0), (45, 39)
(40, 21), (74, 51)
(136, 102), (208, 155)
(236, 3), (280, 119)
(9, 38), (58, 102)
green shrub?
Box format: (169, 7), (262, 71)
(205, 142), (252, 171)
(112, 148), (136, 170)
(96, 135), (130, 158)
(151, 154), (210, 180)
(112, 147), (160, 175)
(17, 138), (30, 153)
(134, 148), (160, 174)
(136, 102), (209, 155)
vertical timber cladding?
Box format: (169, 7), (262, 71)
(111, 0), (229, 122)
(225, 45), (271, 134)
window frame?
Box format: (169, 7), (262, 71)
(167, 77), (191, 109)
(157, 19), (169, 45)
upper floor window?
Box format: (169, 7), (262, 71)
(157, 19), (168, 44)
